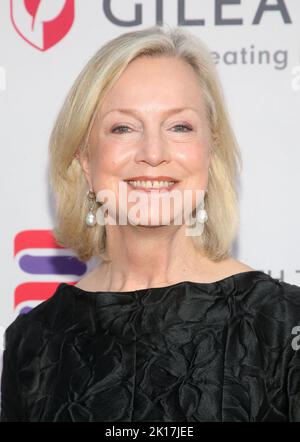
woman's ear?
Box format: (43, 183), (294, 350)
(75, 147), (93, 189)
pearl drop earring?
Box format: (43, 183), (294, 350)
(196, 188), (208, 224)
(185, 195), (208, 236)
(85, 189), (97, 227)
(196, 207), (208, 224)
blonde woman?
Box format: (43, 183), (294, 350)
(1, 26), (300, 422)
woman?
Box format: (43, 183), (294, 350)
(1, 26), (300, 422)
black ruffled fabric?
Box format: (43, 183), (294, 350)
(1, 270), (300, 422)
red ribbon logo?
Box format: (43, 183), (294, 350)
(10, 0), (75, 51)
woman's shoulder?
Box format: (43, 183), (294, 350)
(214, 258), (300, 317)
(264, 277), (300, 317)
(220, 259), (300, 296)
(230, 268), (300, 338)
(3, 283), (75, 353)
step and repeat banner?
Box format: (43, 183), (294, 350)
(0, 0), (300, 355)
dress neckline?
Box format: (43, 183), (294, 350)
(59, 270), (270, 296)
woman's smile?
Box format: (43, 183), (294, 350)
(124, 179), (180, 192)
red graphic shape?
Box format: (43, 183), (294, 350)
(24, 0), (41, 18)
(14, 230), (65, 257)
(14, 281), (76, 308)
(10, 0), (75, 51)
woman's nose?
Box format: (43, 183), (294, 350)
(134, 129), (172, 166)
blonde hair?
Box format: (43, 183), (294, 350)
(49, 25), (242, 263)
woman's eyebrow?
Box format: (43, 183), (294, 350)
(101, 107), (201, 118)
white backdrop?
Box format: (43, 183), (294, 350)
(0, 0), (300, 349)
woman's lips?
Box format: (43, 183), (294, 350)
(124, 181), (179, 193)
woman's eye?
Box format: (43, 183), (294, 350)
(111, 124), (193, 134)
(111, 125), (132, 134)
(172, 124), (192, 132)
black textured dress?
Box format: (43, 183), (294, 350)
(1, 270), (300, 422)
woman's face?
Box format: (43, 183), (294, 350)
(81, 55), (212, 228)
